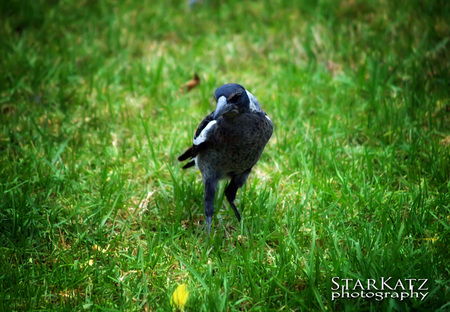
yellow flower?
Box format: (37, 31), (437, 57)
(170, 283), (189, 309)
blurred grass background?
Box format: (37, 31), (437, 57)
(0, 0), (449, 311)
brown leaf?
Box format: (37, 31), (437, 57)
(180, 73), (200, 93)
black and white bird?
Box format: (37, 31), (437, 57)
(178, 83), (273, 234)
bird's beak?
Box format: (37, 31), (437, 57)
(213, 96), (233, 119)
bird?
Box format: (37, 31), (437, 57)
(178, 83), (273, 234)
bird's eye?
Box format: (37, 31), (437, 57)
(227, 93), (240, 102)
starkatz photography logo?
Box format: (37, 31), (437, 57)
(331, 277), (429, 302)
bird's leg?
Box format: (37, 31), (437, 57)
(225, 181), (241, 222)
(225, 169), (251, 222)
(204, 177), (218, 235)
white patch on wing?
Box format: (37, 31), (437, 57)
(265, 115), (272, 122)
(246, 90), (262, 112)
(193, 120), (217, 146)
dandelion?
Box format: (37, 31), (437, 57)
(170, 283), (189, 309)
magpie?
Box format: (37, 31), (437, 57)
(178, 83), (273, 234)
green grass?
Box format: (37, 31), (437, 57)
(1, 0), (449, 311)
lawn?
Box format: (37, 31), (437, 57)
(0, 0), (449, 311)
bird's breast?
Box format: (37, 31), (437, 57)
(217, 113), (271, 146)
(195, 112), (272, 178)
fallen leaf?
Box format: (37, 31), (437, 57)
(180, 74), (200, 93)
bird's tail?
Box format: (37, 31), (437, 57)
(178, 146), (194, 162)
(182, 159), (196, 169)
(178, 146), (197, 169)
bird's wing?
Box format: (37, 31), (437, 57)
(193, 111), (215, 143)
(178, 112), (216, 163)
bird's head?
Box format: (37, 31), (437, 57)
(213, 83), (250, 119)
